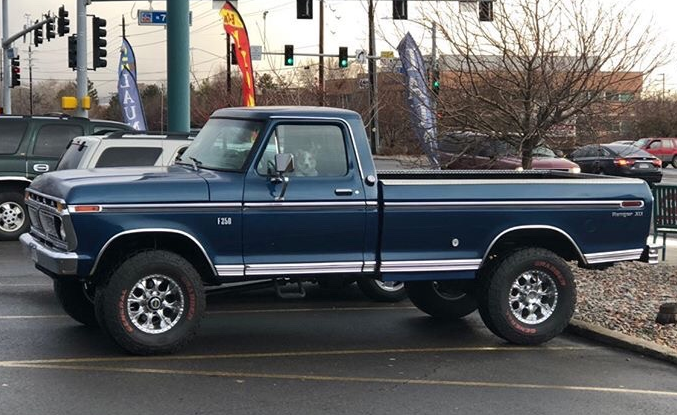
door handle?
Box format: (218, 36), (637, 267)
(33, 164), (50, 173)
(334, 188), (354, 196)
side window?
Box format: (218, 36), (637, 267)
(649, 141), (661, 149)
(256, 124), (348, 177)
(33, 124), (84, 158)
(662, 140), (673, 149)
(95, 147), (162, 168)
(0, 120), (28, 154)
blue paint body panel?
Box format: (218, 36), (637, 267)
(24, 107), (654, 283)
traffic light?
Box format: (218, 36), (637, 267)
(10, 57), (20, 88)
(393, 1), (408, 20)
(431, 68), (440, 96)
(284, 44), (294, 66)
(58, 6), (70, 37)
(338, 47), (348, 68)
(479, 1), (494, 22)
(33, 21), (43, 47)
(231, 43), (238, 65)
(296, 0), (312, 19)
(68, 35), (77, 69)
(46, 17), (56, 41)
(92, 16), (107, 69)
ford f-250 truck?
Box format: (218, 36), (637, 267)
(20, 107), (659, 355)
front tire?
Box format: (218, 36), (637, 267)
(54, 280), (98, 327)
(672, 156), (677, 169)
(405, 280), (477, 320)
(95, 250), (206, 355)
(357, 278), (407, 302)
(0, 191), (29, 241)
(477, 248), (576, 345)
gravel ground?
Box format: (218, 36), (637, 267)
(574, 262), (677, 351)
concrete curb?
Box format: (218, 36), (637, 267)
(567, 319), (677, 365)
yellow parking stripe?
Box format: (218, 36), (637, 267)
(0, 346), (595, 366)
(5, 363), (677, 398)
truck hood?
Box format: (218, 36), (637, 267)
(30, 166), (210, 204)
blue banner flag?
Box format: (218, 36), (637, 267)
(119, 37), (137, 79)
(397, 33), (439, 168)
(117, 37), (146, 130)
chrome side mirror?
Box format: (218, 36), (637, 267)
(275, 153), (295, 174)
(271, 153), (294, 201)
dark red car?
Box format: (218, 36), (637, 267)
(634, 137), (677, 168)
(439, 133), (580, 172)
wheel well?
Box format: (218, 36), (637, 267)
(92, 232), (217, 284)
(0, 180), (30, 195)
(482, 228), (584, 267)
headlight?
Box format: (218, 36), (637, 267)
(515, 167), (524, 171)
(570, 166), (581, 174)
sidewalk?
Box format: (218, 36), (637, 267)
(649, 235), (677, 265)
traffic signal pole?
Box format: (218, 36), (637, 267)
(76, 0), (87, 117)
(167, 0), (190, 133)
(2, 0), (9, 113)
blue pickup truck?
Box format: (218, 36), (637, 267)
(21, 107), (658, 354)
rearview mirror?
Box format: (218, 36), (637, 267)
(275, 153), (295, 174)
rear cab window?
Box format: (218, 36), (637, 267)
(0, 119), (29, 154)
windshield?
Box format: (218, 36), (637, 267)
(634, 138), (649, 148)
(56, 140), (88, 170)
(532, 146), (556, 157)
(179, 118), (263, 171)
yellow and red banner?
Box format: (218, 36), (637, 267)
(220, 1), (256, 106)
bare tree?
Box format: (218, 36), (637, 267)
(421, 0), (667, 168)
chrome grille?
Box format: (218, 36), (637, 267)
(39, 211), (58, 238)
(28, 206), (42, 231)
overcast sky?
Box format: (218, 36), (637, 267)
(1, 0), (672, 102)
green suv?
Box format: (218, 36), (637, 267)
(0, 115), (132, 240)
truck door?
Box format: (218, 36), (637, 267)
(242, 121), (367, 276)
(26, 123), (83, 178)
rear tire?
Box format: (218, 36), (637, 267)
(405, 280), (477, 320)
(0, 191), (29, 241)
(357, 278), (407, 302)
(95, 250), (205, 355)
(477, 248), (576, 345)
(53, 280), (98, 327)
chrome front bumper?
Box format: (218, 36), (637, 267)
(20, 233), (79, 276)
(640, 243), (661, 265)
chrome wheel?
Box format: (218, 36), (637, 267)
(508, 270), (558, 325)
(0, 201), (25, 233)
(127, 274), (185, 334)
(374, 280), (404, 292)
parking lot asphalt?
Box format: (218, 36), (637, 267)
(1, 240), (677, 415)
